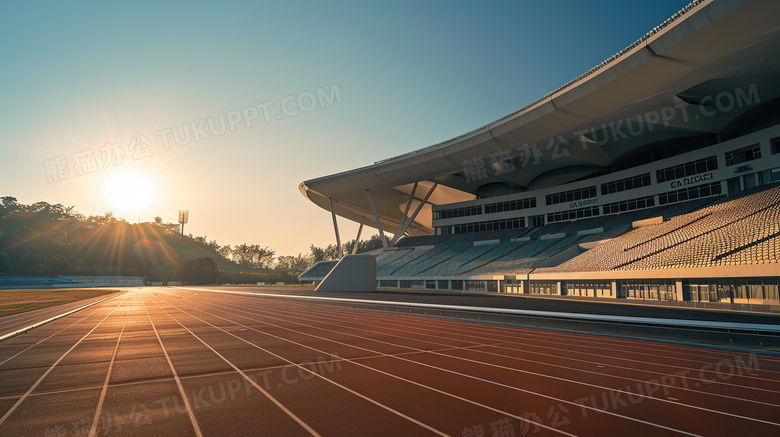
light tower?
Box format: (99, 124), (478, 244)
(178, 209), (189, 260)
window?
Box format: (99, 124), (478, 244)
(684, 278), (779, 303)
(656, 156), (717, 183)
(451, 217), (525, 234)
(530, 215), (545, 228)
(725, 144), (761, 166)
(547, 206), (600, 223)
(546, 186), (597, 205)
(529, 281), (557, 295)
(433, 205), (482, 220)
(658, 182), (722, 205)
(620, 280), (676, 301)
(564, 281), (611, 297)
(602, 196), (655, 214)
(601, 173), (651, 195)
(484, 197), (536, 214)
(771, 136), (780, 155)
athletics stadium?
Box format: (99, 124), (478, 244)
(301, 0), (780, 310)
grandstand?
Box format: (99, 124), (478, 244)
(300, 0), (780, 308)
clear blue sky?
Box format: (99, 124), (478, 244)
(0, 0), (690, 255)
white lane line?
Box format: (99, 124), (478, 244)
(178, 287), (780, 333)
(211, 295), (780, 428)
(256, 291), (772, 367)
(88, 295), (135, 437)
(180, 287), (780, 378)
(0, 296), (129, 426)
(197, 289), (780, 383)
(160, 293), (577, 436)
(153, 295), (448, 437)
(187, 294), (752, 434)
(247, 293), (780, 397)
(208, 293), (780, 408)
(191, 291), (780, 400)
(0, 292), (126, 343)
(147, 294), (320, 437)
(0, 300), (125, 367)
(141, 296), (204, 437)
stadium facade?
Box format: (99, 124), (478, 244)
(300, 0), (780, 308)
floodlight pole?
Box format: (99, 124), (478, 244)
(178, 209), (189, 261)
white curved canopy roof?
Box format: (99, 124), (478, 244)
(300, 0), (780, 236)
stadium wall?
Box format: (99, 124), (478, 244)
(433, 123), (780, 235)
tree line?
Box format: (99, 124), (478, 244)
(0, 196), (387, 284)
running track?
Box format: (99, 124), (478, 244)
(1, 287), (779, 436)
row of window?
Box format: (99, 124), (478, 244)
(545, 186), (597, 205)
(602, 195), (655, 215)
(433, 205), (482, 220)
(380, 278), (780, 304)
(684, 277), (780, 302)
(619, 280), (677, 301)
(658, 182), (722, 205)
(443, 217), (525, 235)
(564, 281), (612, 297)
(529, 281), (557, 295)
(547, 206), (599, 223)
(656, 156), (717, 183)
(439, 140), (780, 223)
(484, 197), (536, 214)
(436, 183), (728, 233)
(601, 173), (651, 195)
(725, 143), (761, 166)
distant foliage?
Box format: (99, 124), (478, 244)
(182, 257), (221, 285)
(0, 196), (386, 282)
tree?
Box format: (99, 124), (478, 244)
(276, 254), (309, 271)
(0, 252), (11, 273)
(182, 257), (221, 285)
(275, 253), (314, 271)
(46, 254), (70, 275)
(18, 253), (43, 275)
(232, 244), (275, 268)
(217, 244), (232, 261)
(310, 245), (326, 263)
(0, 196), (19, 219)
(309, 244), (341, 262)
(344, 234), (387, 254)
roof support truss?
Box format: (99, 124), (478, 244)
(328, 197), (343, 258)
(390, 183), (437, 245)
(365, 190), (388, 248)
(352, 219), (364, 255)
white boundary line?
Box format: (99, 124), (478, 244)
(0, 296), (129, 426)
(208, 290), (780, 407)
(0, 292), (127, 343)
(178, 288), (780, 333)
(193, 291), (766, 433)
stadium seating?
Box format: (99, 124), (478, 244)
(374, 186), (780, 279)
(552, 186), (780, 271)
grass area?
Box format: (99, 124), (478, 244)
(0, 288), (120, 318)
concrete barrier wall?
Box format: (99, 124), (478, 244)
(315, 255), (377, 292)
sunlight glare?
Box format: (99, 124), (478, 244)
(103, 171), (157, 215)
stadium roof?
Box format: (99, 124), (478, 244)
(300, 0), (780, 237)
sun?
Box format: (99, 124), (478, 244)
(103, 171), (157, 215)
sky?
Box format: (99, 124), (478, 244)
(0, 0), (691, 256)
